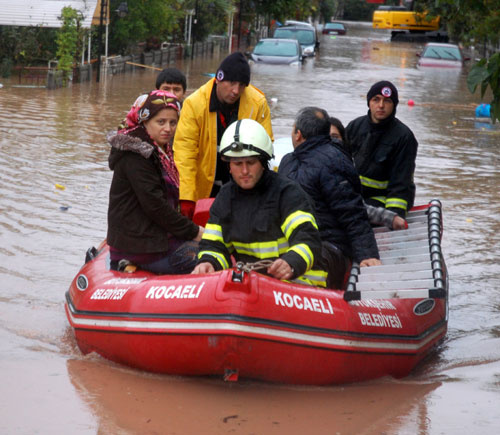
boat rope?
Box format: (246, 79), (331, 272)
(235, 260), (274, 273)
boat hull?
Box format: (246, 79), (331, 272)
(65, 201), (448, 384)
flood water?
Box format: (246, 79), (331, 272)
(1, 22), (499, 434)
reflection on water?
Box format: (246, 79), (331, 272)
(67, 358), (442, 434)
(1, 20), (499, 433)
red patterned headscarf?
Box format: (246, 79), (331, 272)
(121, 90), (182, 132)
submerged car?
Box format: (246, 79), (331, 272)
(417, 43), (469, 68)
(322, 22), (346, 35)
(249, 38), (303, 65)
(273, 25), (319, 57)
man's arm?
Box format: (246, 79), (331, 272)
(365, 203), (407, 230)
(244, 85), (274, 142)
(193, 197), (233, 272)
(385, 127), (418, 217)
(278, 184), (324, 278)
(173, 98), (202, 202)
(319, 163), (380, 263)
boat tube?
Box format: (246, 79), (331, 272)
(65, 199), (448, 385)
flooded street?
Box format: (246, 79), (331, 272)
(1, 21), (499, 434)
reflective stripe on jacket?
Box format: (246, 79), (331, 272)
(346, 113), (418, 217)
(197, 170), (327, 287)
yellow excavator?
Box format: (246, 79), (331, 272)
(371, 1), (446, 41)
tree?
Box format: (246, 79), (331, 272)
(343, 0), (378, 21)
(0, 25), (58, 68)
(108, 0), (184, 54)
(417, 0), (500, 122)
(56, 6), (81, 82)
(467, 53), (500, 123)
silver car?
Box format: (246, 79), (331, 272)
(249, 38), (303, 65)
(273, 25), (319, 57)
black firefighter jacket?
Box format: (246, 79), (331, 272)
(346, 112), (418, 217)
(197, 170), (328, 287)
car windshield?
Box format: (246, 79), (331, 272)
(423, 45), (461, 61)
(253, 41), (298, 57)
(274, 28), (315, 45)
(325, 23), (344, 30)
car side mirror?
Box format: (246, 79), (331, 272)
(416, 53), (421, 57)
(244, 51), (251, 58)
(464, 56), (470, 61)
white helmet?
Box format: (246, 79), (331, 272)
(220, 119), (274, 160)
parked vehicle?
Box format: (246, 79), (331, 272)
(248, 38), (303, 65)
(417, 43), (469, 68)
(373, 5), (443, 41)
(273, 24), (319, 57)
(284, 20), (314, 28)
(373, 5), (440, 32)
(322, 22), (346, 35)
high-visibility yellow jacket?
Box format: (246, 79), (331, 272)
(198, 170), (328, 288)
(173, 78), (274, 202)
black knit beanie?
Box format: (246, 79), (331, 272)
(366, 81), (399, 107)
(216, 52), (251, 86)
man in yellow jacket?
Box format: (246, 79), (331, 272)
(173, 51), (274, 218)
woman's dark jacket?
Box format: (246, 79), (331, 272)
(279, 135), (379, 263)
(106, 129), (198, 254)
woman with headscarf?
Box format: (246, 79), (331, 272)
(106, 90), (203, 274)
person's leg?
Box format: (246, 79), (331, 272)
(321, 242), (350, 289)
(140, 241), (199, 275)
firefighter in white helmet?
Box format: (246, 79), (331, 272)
(192, 119), (328, 287)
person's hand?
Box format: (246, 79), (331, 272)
(360, 258), (382, 267)
(192, 262), (215, 274)
(180, 200), (196, 219)
(267, 258), (294, 280)
(194, 226), (204, 242)
(392, 215), (408, 230)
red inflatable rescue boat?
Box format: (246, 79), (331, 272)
(65, 199), (448, 385)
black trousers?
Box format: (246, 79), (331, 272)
(321, 241), (350, 290)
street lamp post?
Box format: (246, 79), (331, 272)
(96, 1), (128, 83)
(186, 9), (195, 47)
(96, 0), (106, 82)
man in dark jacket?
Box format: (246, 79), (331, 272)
(345, 80), (418, 217)
(192, 118), (328, 288)
(279, 107), (380, 287)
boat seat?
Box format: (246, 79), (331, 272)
(344, 200), (446, 301)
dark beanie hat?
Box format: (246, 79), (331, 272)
(216, 52), (250, 86)
(367, 81), (399, 106)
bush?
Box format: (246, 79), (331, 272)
(0, 58), (13, 77)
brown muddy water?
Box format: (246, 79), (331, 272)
(1, 22), (499, 434)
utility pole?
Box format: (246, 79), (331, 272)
(96, 0), (106, 82)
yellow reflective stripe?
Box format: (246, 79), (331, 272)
(232, 237), (289, 259)
(370, 196), (386, 205)
(202, 223), (231, 248)
(281, 210), (318, 239)
(292, 269), (328, 287)
(203, 223), (223, 241)
(386, 197), (408, 210)
(197, 250), (230, 269)
(359, 175), (389, 190)
(289, 243), (314, 270)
